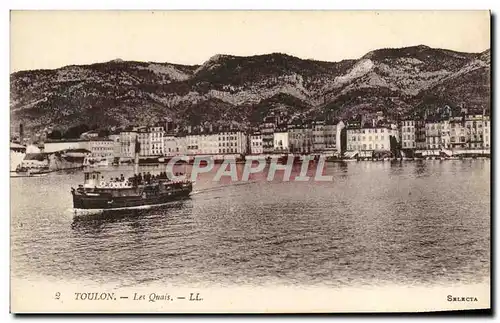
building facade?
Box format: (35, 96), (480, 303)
(163, 135), (177, 157)
(218, 131), (247, 154)
(88, 139), (114, 158)
(175, 136), (187, 156)
(312, 121), (326, 152)
(136, 127), (151, 157)
(108, 134), (121, 159)
(425, 121), (442, 150)
(260, 116), (276, 154)
(312, 120), (345, 155)
(43, 140), (87, 153)
(401, 120), (416, 149)
(119, 130), (137, 159)
(150, 125), (165, 156)
(346, 126), (398, 152)
(288, 125), (313, 154)
(250, 132), (263, 155)
(273, 131), (289, 153)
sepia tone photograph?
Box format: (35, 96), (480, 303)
(9, 10), (491, 313)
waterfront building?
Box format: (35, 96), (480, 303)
(260, 116), (276, 154)
(136, 127), (151, 157)
(175, 136), (187, 156)
(425, 120), (442, 150)
(483, 119), (491, 149)
(449, 118), (467, 149)
(250, 132), (263, 155)
(312, 121), (326, 151)
(440, 119), (451, 149)
(43, 140), (88, 153)
(323, 122), (338, 153)
(186, 134), (200, 155)
(346, 125), (398, 153)
(119, 129), (137, 159)
(401, 120), (417, 149)
(288, 124), (313, 154)
(199, 133), (219, 155)
(88, 138), (114, 158)
(108, 134), (121, 159)
(312, 120), (346, 155)
(218, 131), (247, 155)
(150, 125), (165, 156)
(273, 130), (289, 153)
(464, 111), (488, 149)
(163, 135), (177, 157)
(415, 120), (427, 149)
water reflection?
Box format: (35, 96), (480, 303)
(71, 200), (189, 233)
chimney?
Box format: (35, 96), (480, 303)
(187, 125), (192, 134)
(209, 124), (213, 133)
(372, 119), (376, 127)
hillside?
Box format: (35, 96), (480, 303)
(10, 45), (490, 133)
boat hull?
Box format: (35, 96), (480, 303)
(72, 187), (192, 210)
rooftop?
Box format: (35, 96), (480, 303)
(24, 153), (47, 161)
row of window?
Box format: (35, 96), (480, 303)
(219, 136), (239, 141)
(90, 141), (113, 145)
(347, 143), (385, 151)
(403, 142), (416, 148)
(219, 142), (238, 147)
(349, 128), (388, 134)
(350, 135), (388, 142)
(92, 147), (113, 151)
(220, 148), (238, 153)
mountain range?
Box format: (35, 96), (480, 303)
(10, 45), (491, 134)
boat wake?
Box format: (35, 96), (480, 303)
(189, 180), (258, 195)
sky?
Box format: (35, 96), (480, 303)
(10, 10), (491, 72)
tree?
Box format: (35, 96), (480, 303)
(63, 124), (90, 139)
(98, 129), (110, 138)
(47, 129), (62, 140)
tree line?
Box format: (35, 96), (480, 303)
(47, 124), (109, 140)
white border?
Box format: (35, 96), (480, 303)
(2, 1), (497, 322)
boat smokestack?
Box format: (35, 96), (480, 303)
(134, 137), (140, 175)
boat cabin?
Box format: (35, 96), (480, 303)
(83, 170), (103, 188)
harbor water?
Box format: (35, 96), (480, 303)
(11, 160), (490, 288)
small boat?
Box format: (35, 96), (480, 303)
(13, 166), (51, 177)
(71, 139), (193, 213)
(71, 170), (193, 211)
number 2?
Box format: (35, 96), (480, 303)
(55, 292), (60, 300)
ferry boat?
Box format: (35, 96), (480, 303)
(71, 140), (193, 211)
(71, 170), (193, 210)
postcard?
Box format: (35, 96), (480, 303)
(10, 10), (491, 313)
